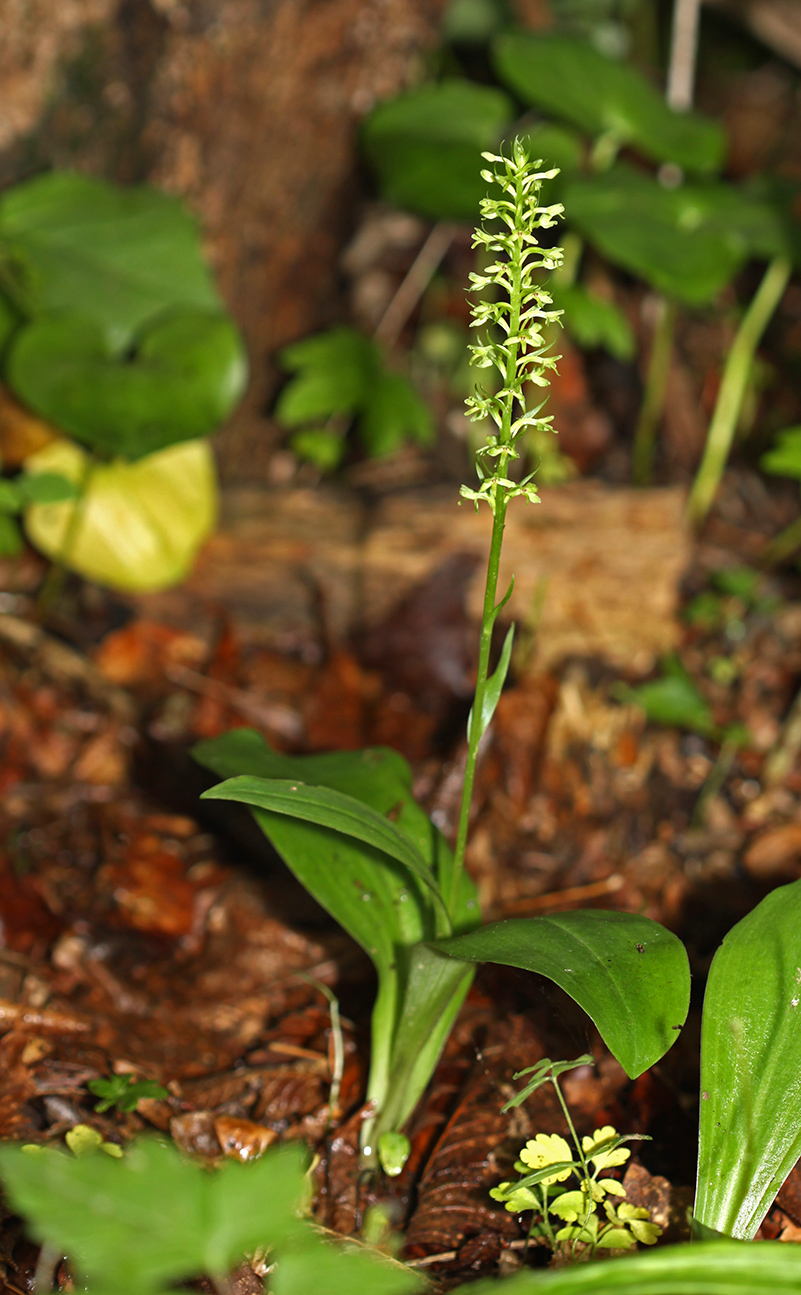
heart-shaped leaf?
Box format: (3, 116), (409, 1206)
(430, 910), (690, 1078)
(362, 81), (514, 222)
(492, 32), (725, 174)
(23, 438), (217, 592)
(0, 172), (220, 348)
(8, 310), (247, 460)
(695, 878), (801, 1239)
(565, 167), (790, 305)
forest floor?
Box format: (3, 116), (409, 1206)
(2, 459), (801, 1291)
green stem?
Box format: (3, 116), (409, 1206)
(449, 189), (526, 916)
(687, 255), (791, 527)
(631, 297), (676, 487)
(35, 452), (96, 622)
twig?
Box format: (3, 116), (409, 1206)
(374, 223), (456, 349)
(0, 613), (136, 720)
(491, 874), (623, 918)
(667, 0), (703, 112)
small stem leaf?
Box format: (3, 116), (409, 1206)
(468, 623), (515, 746)
(695, 878), (801, 1239)
(202, 776), (451, 933)
(428, 911), (690, 1078)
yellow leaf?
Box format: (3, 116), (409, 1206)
(23, 438), (217, 593)
(581, 1125), (630, 1171)
(518, 1133), (573, 1184)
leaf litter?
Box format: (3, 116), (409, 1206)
(1, 502), (801, 1286)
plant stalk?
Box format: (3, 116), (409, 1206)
(631, 297), (676, 487)
(686, 255), (791, 527)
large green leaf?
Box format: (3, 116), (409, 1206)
(7, 310), (247, 460)
(192, 729), (479, 933)
(565, 168), (754, 304)
(468, 1238), (801, 1295)
(430, 910), (690, 1078)
(551, 282), (635, 361)
(201, 776), (451, 933)
(0, 172), (220, 348)
(566, 168), (791, 305)
(695, 879), (801, 1239)
(492, 33), (724, 174)
(23, 438), (217, 593)
(362, 81), (514, 222)
(0, 1138), (308, 1289)
(360, 371), (434, 457)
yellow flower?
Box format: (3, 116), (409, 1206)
(581, 1125), (630, 1171)
(518, 1133), (573, 1185)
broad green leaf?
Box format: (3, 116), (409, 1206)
(551, 282), (635, 361)
(469, 1239), (801, 1295)
(0, 172), (220, 348)
(362, 81), (513, 222)
(695, 879), (801, 1239)
(625, 674), (715, 736)
(8, 310), (247, 460)
(192, 729), (479, 934)
(761, 426), (801, 481)
(23, 438), (217, 593)
(491, 33), (724, 174)
(360, 371), (434, 457)
(0, 478), (23, 512)
(0, 512), (22, 555)
(0, 1138), (308, 1289)
(565, 168), (749, 304)
(274, 1234), (422, 1295)
(276, 327), (378, 427)
(201, 777), (451, 933)
(429, 910), (690, 1078)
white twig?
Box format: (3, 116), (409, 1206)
(667, 0), (703, 112)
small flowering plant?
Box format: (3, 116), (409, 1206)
(490, 1056), (662, 1258)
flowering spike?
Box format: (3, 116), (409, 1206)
(460, 139), (564, 515)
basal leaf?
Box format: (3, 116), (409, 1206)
(695, 878), (801, 1239)
(429, 910), (690, 1078)
(201, 777), (450, 933)
(0, 172), (220, 348)
(492, 33), (725, 174)
(362, 81), (513, 222)
(23, 438), (217, 593)
(8, 310), (247, 459)
(192, 730), (479, 934)
(468, 1238), (801, 1295)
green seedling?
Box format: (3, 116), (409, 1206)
(195, 144), (691, 1176)
(491, 1057), (660, 1258)
(0, 171), (247, 595)
(88, 1074), (169, 1115)
(275, 326), (433, 470)
(0, 1137), (420, 1295)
